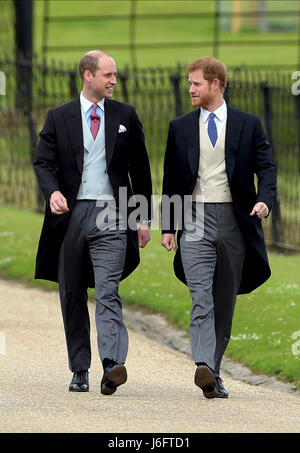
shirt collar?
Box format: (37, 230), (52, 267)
(201, 100), (227, 123)
(80, 91), (105, 113)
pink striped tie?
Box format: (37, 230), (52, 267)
(90, 103), (100, 140)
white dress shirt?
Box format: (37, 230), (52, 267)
(80, 91), (105, 128)
(201, 101), (227, 138)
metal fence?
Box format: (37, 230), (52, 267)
(0, 57), (299, 249)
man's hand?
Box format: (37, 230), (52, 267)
(250, 202), (269, 219)
(161, 233), (177, 251)
(50, 191), (69, 215)
(138, 225), (151, 248)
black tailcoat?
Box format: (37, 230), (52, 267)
(34, 98), (152, 287)
(162, 105), (277, 294)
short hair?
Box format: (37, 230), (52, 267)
(79, 54), (99, 80)
(186, 57), (227, 91)
(78, 50), (112, 80)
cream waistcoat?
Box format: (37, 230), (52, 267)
(192, 115), (232, 202)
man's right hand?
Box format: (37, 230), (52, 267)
(49, 191), (69, 215)
(161, 233), (177, 251)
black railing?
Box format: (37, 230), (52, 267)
(0, 58), (299, 249)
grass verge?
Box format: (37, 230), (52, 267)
(1, 205), (300, 388)
(32, 0), (299, 67)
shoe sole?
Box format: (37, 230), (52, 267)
(69, 384), (89, 392)
(216, 392), (228, 398)
(101, 365), (127, 395)
(194, 365), (217, 399)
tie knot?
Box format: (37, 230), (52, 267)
(90, 104), (101, 139)
(91, 103), (100, 121)
(209, 112), (215, 120)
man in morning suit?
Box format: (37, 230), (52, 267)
(34, 50), (152, 394)
(161, 57), (277, 398)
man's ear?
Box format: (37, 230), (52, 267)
(83, 69), (92, 82)
(212, 78), (220, 90)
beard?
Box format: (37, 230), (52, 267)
(198, 91), (214, 109)
(191, 84), (215, 108)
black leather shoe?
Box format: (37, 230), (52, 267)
(101, 364), (127, 395)
(69, 370), (89, 392)
(215, 376), (228, 398)
(194, 364), (217, 399)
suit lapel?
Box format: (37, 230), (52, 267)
(64, 98), (121, 173)
(225, 105), (245, 183)
(183, 105), (244, 185)
(104, 99), (120, 169)
(81, 111), (94, 153)
(184, 108), (200, 179)
(64, 98), (84, 173)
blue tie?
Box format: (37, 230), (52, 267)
(208, 112), (218, 147)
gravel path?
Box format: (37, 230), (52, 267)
(1, 279), (300, 433)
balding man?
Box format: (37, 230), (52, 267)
(34, 51), (152, 395)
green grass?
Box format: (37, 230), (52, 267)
(227, 254), (300, 385)
(1, 0), (299, 67)
(0, 205), (57, 291)
(30, 0), (300, 67)
(1, 205), (300, 388)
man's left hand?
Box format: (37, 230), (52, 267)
(138, 225), (151, 248)
(250, 202), (269, 219)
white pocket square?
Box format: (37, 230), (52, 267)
(118, 124), (127, 133)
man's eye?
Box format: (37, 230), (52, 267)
(188, 81), (201, 87)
